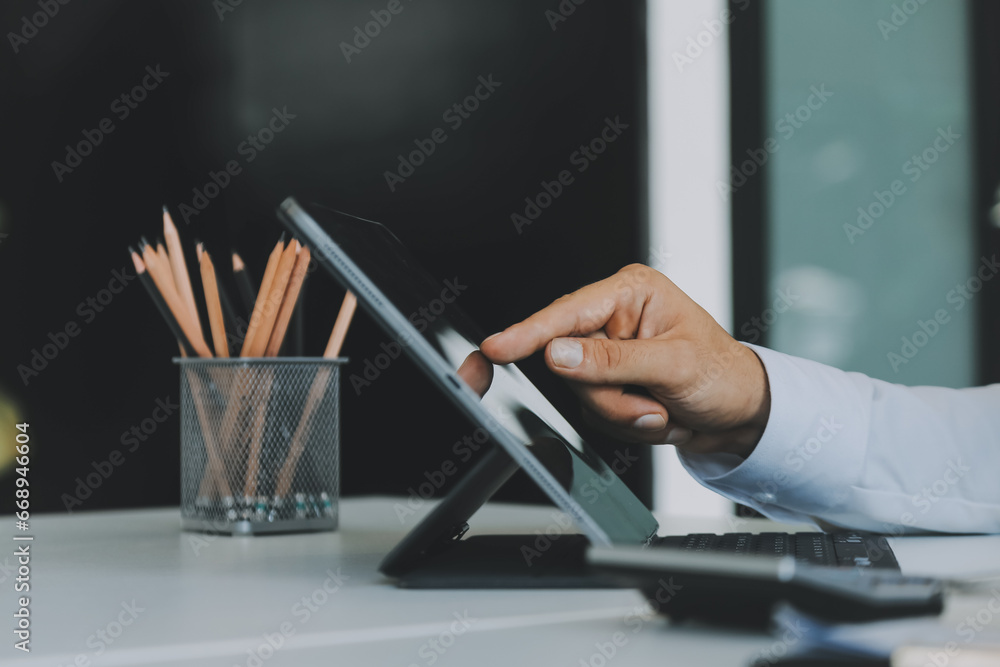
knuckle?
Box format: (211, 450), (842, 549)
(591, 340), (623, 371)
(620, 263), (646, 275)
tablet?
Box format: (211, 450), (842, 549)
(277, 198), (659, 547)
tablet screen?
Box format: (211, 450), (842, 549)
(286, 201), (659, 544)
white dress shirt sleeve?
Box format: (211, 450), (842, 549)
(678, 344), (1000, 534)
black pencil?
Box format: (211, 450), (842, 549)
(288, 280), (305, 356)
(216, 280), (241, 355)
(130, 246), (197, 357)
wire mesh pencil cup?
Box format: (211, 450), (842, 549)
(176, 358), (345, 534)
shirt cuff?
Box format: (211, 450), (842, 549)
(678, 343), (871, 522)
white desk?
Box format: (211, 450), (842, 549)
(9, 497), (1000, 666)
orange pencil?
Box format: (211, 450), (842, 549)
(198, 245), (229, 358)
(141, 243), (212, 358)
(264, 245), (311, 357)
(248, 240), (298, 357)
(324, 291), (357, 358)
(163, 207), (203, 340)
(242, 241), (299, 495)
(275, 290), (357, 497)
(240, 237), (285, 356)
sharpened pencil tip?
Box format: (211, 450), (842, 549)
(131, 250), (146, 273)
(232, 252), (245, 272)
(139, 236), (151, 249)
(278, 232), (287, 243)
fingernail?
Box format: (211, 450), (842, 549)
(482, 332), (502, 345)
(550, 338), (583, 368)
(632, 414), (666, 431)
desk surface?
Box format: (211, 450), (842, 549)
(9, 497), (1000, 666)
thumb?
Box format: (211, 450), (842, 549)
(544, 336), (692, 387)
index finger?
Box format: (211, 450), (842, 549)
(480, 266), (651, 363)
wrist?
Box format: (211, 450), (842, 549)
(732, 346), (771, 458)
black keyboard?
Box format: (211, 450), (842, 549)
(652, 531), (900, 570)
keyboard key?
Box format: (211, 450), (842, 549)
(650, 531), (899, 571)
(754, 533), (791, 557)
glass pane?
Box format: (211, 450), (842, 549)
(765, 0), (974, 388)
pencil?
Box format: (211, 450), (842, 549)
(216, 281), (241, 356)
(163, 207), (203, 340)
(324, 291), (357, 358)
(242, 376), (272, 499)
(289, 283), (305, 356)
(198, 245), (229, 358)
(189, 370), (233, 501)
(200, 241), (239, 353)
(228, 235), (287, 497)
(132, 246), (228, 498)
(248, 239), (298, 358)
(240, 236), (285, 357)
(241, 240), (300, 495)
(275, 290), (357, 498)
(155, 240), (172, 281)
(131, 247), (196, 357)
(232, 251), (256, 316)
(141, 243), (213, 358)
(264, 244), (311, 357)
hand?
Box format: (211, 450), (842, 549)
(479, 264), (771, 458)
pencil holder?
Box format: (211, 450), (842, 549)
(175, 357), (345, 535)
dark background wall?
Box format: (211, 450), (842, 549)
(0, 0), (650, 513)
